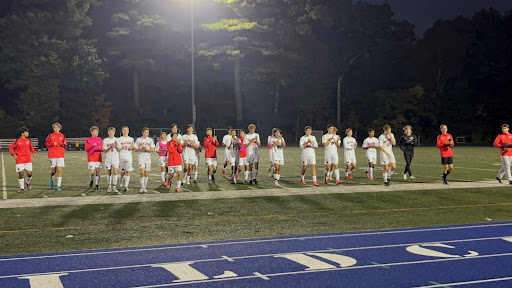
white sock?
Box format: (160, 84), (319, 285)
(57, 177), (62, 187)
(113, 175), (118, 187)
(184, 172), (188, 180)
(26, 176), (32, 184)
(208, 175), (212, 180)
(107, 175), (111, 186)
(177, 180), (182, 188)
(140, 177), (145, 188)
(90, 175), (94, 181)
(244, 171), (249, 180)
(18, 179), (24, 189)
(383, 172), (388, 182)
(346, 171), (349, 177)
(301, 175), (305, 180)
(253, 169), (258, 180)
(95, 176), (100, 185)
(187, 175), (191, 182)
(125, 176), (130, 188)
(161, 172), (166, 182)
(324, 170), (328, 178)
(370, 167), (374, 178)
(275, 174), (280, 181)
(194, 172), (198, 181)
(334, 169), (340, 181)
(312, 176), (317, 182)
(388, 169), (394, 177)
(51, 174), (55, 180)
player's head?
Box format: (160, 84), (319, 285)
(170, 124), (178, 133)
(187, 124), (194, 134)
(248, 124), (256, 133)
(170, 132), (178, 141)
(403, 125), (412, 135)
(52, 122), (62, 133)
(304, 126), (312, 136)
(227, 126), (233, 133)
(383, 124), (391, 134)
(501, 124), (509, 133)
(440, 124), (447, 134)
(368, 128), (375, 137)
(231, 129), (237, 137)
(274, 128), (282, 137)
(160, 131), (167, 141)
(239, 129), (246, 137)
(121, 126), (129, 136)
(271, 127), (277, 135)
(107, 127), (116, 137)
(327, 124), (335, 134)
(345, 128), (353, 137)
(18, 127), (29, 137)
(206, 128), (212, 136)
(90, 126), (99, 137)
(142, 127), (149, 137)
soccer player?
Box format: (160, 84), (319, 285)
(436, 124), (454, 185)
(118, 126), (135, 191)
(399, 125), (418, 180)
(85, 126), (103, 190)
(362, 128), (379, 180)
(9, 127), (37, 193)
(494, 124), (512, 184)
(46, 122), (67, 191)
(182, 124), (200, 185)
(269, 128), (286, 187)
(378, 124), (396, 186)
(228, 129), (241, 183)
(244, 124), (261, 184)
(193, 131), (201, 183)
(238, 130), (250, 183)
(322, 124), (342, 185)
(156, 132), (168, 184)
(343, 128), (357, 180)
(166, 132), (184, 192)
(222, 126), (233, 177)
(204, 128), (220, 182)
(103, 127), (121, 194)
(166, 124), (183, 144)
(267, 128), (277, 177)
(134, 127), (156, 193)
(300, 126), (319, 186)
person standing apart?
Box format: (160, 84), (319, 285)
(399, 125), (418, 180)
(493, 124), (512, 184)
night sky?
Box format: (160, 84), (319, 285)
(364, 0), (512, 36)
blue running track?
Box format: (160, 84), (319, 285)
(1, 222), (512, 287)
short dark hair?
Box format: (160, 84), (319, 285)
(273, 128), (281, 135)
(187, 124), (194, 129)
(170, 123), (178, 129)
(160, 131), (166, 136)
(501, 124), (509, 128)
(383, 124), (391, 131)
(18, 127), (29, 135)
(227, 126), (233, 131)
(368, 128), (375, 132)
(327, 124), (335, 129)
(206, 127), (212, 132)
(170, 132), (178, 138)
(304, 126), (312, 131)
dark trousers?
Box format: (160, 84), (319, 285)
(403, 151), (414, 176)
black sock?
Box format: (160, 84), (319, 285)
(446, 170), (451, 175)
(442, 173), (447, 179)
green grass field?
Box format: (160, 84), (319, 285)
(0, 146), (511, 256)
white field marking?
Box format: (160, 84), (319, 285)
(253, 272), (270, 280)
(131, 252), (512, 287)
(221, 256), (234, 262)
(413, 164), (496, 172)
(63, 153), (87, 161)
(2, 153), (6, 200)
(1, 222), (511, 263)
(2, 234), (511, 279)
(412, 276), (512, 287)
(200, 245), (208, 248)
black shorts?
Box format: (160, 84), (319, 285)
(441, 157), (453, 165)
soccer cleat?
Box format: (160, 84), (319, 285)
(107, 187), (112, 193)
(176, 188), (181, 192)
(95, 185), (99, 190)
(162, 180), (166, 185)
(235, 174), (239, 181)
(300, 179), (306, 185)
(143, 188), (148, 193)
(19, 188), (24, 193)
(496, 177), (502, 184)
(336, 180), (343, 185)
(387, 178), (390, 182)
(119, 179), (124, 188)
(328, 176), (332, 181)
(384, 182), (390, 186)
(113, 187), (119, 193)
(245, 179), (250, 184)
(89, 180), (93, 188)
(249, 180), (253, 185)
(403, 173), (407, 180)
(324, 177), (328, 184)
(56, 186), (62, 192)
(124, 186), (129, 192)
(139, 188), (144, 193)
(313, 181), (319, 186)
(274, 181), (281, 187)
(26, 182), (31, 190)
(253, 179), (258, 185)
(509, 181), (512, 185)
(186, 181), (191, 185)
(211, 174), (215, 182)
(410, 176), (416, 179)
(365, 170), (370, 178)
(193, 179), (197, 184)
(442, 179), (448, 185)
(370, 177), (374, 181)
(166, 181), (171, 189)
(49, 179), (53, 189)
(222, 170), (226, 177)
(349, 175), (353, 180)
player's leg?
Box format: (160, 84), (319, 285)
(25, 166), (33, 190)
(274, 162), (281, 187)
(143, 169), (150, 192)
(311, 164), (318, 186)
(106, 168), (113, 193)
(383, 163), (389, 185)
(333, 164), (342, 184)
(160, 158), (166, 184)
(89, 166), (95, 189)
(95, 167), (101, 189)
(350, 162), (357, 178)
(345, 162), (351, 179)
(300, 164), (307, 184)
(505, 156), (512, 184)
(324, 162), (330, 184)
(56, 165), (63, 190)
(176, 169), (182, 192)
(139, 167), (145, 192)
(112, 167), (120, 193)
(252, 156), (259, 184)
(17, 168), (25, 192)
(388, 162), (396, 181)
(50, 164), (57, 188)
(166, 168), (174, 189)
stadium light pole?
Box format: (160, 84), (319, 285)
(191, 0), (196, 128)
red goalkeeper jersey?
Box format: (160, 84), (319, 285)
(9, 138), (35, 164)
(46, 132), (67, 158)
(493, 132), (512, 156)
(436, 133), (454, 157)
(203, 136), (219, 159)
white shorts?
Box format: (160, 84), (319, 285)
(301, 156), (316, 166)
(247, 153), (259, 164)
(50, 158), (65, 168)
(324, 154), (339, 165)
(229, 157), (238, 167)
(16, 163), (33, 172)
(366, 153), (377, 164)
(380, 152), (396, 165)
(269, 150), (274, 163)
(224, 150), (230, 162)
(167, 165), (183, 173)
(344, 151), (356, 164)
(273, 159), (284, 166)
(159, 156), (167, 167)
(138, 159), (152, 171)
(206, 158), (218, 166)
(238, 157), (248, 166)
(184, 155), (197, 165)
(120, 159), (133, 172)
(88, 162), (102, 169)
(104, 158), (120, 170)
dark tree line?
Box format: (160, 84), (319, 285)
(0, 0), (511, 143)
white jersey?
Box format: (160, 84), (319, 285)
(166, 133), (183, 144)
(228, 137), (241, 158)
(103, 137), (119, 163)
(135, 137), (155, 161)
(244, 133), (260, 156)
(182, 133), (199, 160)
(362, 137), (379, 155)
(322, 133), (340, 156)
(269, 137), (285, 161)
(300, 135), (318, 158)
(343, 136), (357, 151)
(222, 134), (232, 150)
(117, 136), (134, 161)
(378, 133), (395, 154)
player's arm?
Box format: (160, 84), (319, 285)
(390, 133), (396, 146)
(436, 136), (444, 149)
(255, 135), (261, 147)
(102, 139), (109, 152)
(322, 136), (331, 147)
(45, 134), (52, 148)
(29, 141), (37, 158)
(281, 137), (286, 147)
(9, 140), (17, 159)
(177, 144), (183, 153)
(98, 140), (104, 152)
(312, 137), (318, 148)
(62, 135), (68, 147)
(85, 139), (92, 152)
(133, 140), (141, 152)
(214, 137), (220, 147)
(299, 137), (306, 149)
(146, 141), (156, 152)
(336, 136), (341, 147)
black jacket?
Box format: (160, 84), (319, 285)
(399, 134), (418, 153)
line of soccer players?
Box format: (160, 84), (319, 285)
(7, 122), (512, 193)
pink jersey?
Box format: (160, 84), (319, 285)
(267, 135), (274, 149)
(157, 140), (167, 157)
(239, 137), (247, 158)
(85, 137), (103, 162)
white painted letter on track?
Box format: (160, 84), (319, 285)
(276, 253), (356, 271)
(406, 243), (478, 258)
(152, 262), (209, 282)
(18, 273), (68, 288)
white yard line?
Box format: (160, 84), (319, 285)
(2, 153), (7, 200)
